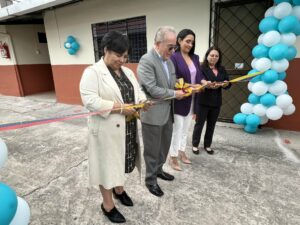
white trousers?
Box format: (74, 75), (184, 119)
(169, 113), (193, 157)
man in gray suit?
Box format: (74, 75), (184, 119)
(137, 26), (185, 197)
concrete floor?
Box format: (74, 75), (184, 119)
(0, 93), (300, 225)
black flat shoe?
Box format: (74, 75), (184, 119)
(146, 184), (164, 197)
(101, 203), (126, 223)
(157, 171), (174, 181)
(113, 189), (133, 206)
(204, 147), (214, 155)
(192, 147), (199, 155)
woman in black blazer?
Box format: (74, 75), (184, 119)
(192, 47), (231, 155)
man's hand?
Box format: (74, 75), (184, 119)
(175, 90), (186, 100)
(140, 100), (153, 112)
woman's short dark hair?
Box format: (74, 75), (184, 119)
(176, 29), (196, 55)
(101, 31), (130, 55)
(202, 46), (223, 69)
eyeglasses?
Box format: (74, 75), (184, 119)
(167, 45), (178, 52)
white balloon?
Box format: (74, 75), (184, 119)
(253, 104), (267, 116)
(276, 94), (293, 109)
(292, 6), (300, 20)
(241, 103), (254, 115)
(268, 80), (287, 96)
(273, 2), (292, 19)
(260, 115), (269, 125)
(65, 43), (71, 48)
(252, 81), (269, 96)
(258, 34), (264, 44)
(265, 6), (275, 17)
(254, 57), (272, 71)
(283, 104), (296, 115)
(248, 82), (254, 92)
(271, 59), (289, 73)
(280, 33), (296, 46)
(9, 196), (30, 225)
(0, 137), (8, 169)
(251, 58), (258, 69)
(266, 106), (283, 120)
(262, 31), (281, 47)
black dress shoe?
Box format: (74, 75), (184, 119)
(157, 171), (174, 181)
(204, 147), (214, 155)
(192, 147), (200, 155)
(113, 189), (133, 206)
(146, 184), (164, 197)
(101, 204), (126, 223)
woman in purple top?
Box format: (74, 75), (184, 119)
(169, 29), (206, 171)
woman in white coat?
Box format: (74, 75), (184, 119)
(80, 31), (149, 223)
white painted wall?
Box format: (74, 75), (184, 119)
(44, 0), (211, 65)
(6, 24), (50, 65)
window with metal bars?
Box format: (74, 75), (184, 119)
(91, 16), (147, 63)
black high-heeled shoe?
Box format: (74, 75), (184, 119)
(101, 203), (126, 223)
(113, 189), (133, 206)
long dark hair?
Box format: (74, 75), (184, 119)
(202, 46), (222, 69)
(175, 29), (196, 56)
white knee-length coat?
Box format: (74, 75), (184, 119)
(79, 58), (146, 189)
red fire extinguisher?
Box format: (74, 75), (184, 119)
(0, 41), (11, 59)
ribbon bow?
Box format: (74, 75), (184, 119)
(175, 78), (193, 97)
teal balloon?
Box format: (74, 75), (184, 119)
(233, 113), (247, 125)
(252, 44), (269, 58)
(278, 16), (298, 33)
(244, 124), (258, 134)
(248, 93), (261, 104)
(67, 35), (75, 43)
(0, 182), (18, 225)
(269, 44), (289, 60)
(292, 0), (300, 5)
(246, 114), (261, 127)
(274, 0), (291, 3)
(278, 72), (287, 80)
(68, 48), (76, 55)
(248, 69), (261, 83)
(259, 16), (279, 33)
(260, 93), (276, 106)
(293, 21), (300, 35)
(285, 46), (297, 61)
(261, 70), (279, 84)
(71, 42), (80, 51)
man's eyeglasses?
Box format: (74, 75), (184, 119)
(167, 45), (178, 52)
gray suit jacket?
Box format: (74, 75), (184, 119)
(137, 48), (176, 125)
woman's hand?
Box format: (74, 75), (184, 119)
(221, 80), (229, 88)
(121, 104), (138, 116)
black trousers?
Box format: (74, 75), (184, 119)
(192, 105), (220, 148)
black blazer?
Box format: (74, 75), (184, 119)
(195, 66), (231, 111)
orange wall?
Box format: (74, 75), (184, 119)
(17, 64), (54, 95)
(0, 65), (23, 96)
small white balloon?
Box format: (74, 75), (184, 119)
(268, 80), (288, 95)
(280, 33), (296, 46)
(273, 2), (292, 19)
(276, 94), (293, 109)
(271, 59), (289, 73)
(254, 57), (272, 71)
(9, 196), (30, 225)
(292, 6), (300, 20)
(283, 104), (296, 115)
(241, 103), (254, 115)
(253, 104), (267, 116)
(0, 137), (8, 169)
(251, 58), (258, 69)
(252, 81), (269, 96)
(248, 82), (254, 92)
(262, 31), (281, 47)
(265, 6), (275, 17)
(258, 34), (264, 44)
(65, 43), (71, 49)
(260, 115), (269, 125)
(266, 105), (283, 120)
